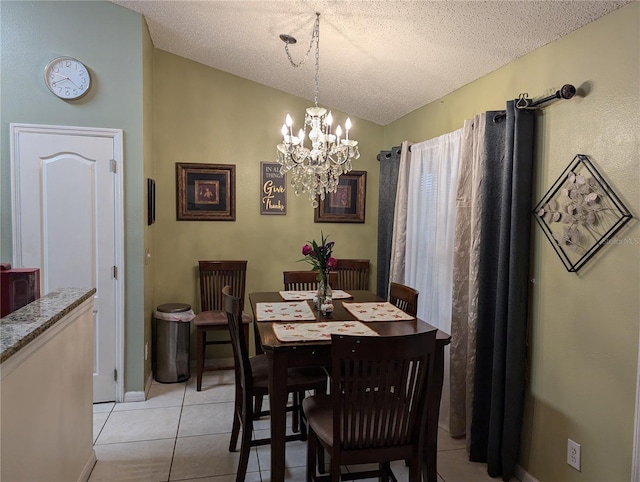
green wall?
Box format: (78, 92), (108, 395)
(152, 50), (384, 354)
(142, 15), (156, 386)
(0, 1), (147, 394)
(386, 4), (640, 480)
(2, 2), (638, 479)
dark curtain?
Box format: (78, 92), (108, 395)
(376, 146), (401, 298)
(469, 101), (535, 481)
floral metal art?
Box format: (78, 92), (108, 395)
(533, 154), (632, 272)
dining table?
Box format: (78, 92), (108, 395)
(249, 290), (451, 482)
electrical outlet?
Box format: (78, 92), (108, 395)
(567, 439), (581, 471)
(145, 342), (149, 361)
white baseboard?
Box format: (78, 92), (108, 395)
(123, 372), (154, 402)
(514, 464), (539, 482)
(78, 449), (97, 482)
(124, 361), (233, 402)
(123, 390), (147, 402)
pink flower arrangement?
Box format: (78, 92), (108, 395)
(300, 232), (337, 274)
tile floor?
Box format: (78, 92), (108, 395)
(90, 370), (502, 482)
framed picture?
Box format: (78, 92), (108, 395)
(147, 178), (156, 225)
(260, 162), (286, 215)
(176, 163), (236, 221)
(315, 171), (366, 223)
(533, 154), (632, 272)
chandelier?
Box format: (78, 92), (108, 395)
(276, 13), (359, 208)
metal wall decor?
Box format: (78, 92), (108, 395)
(533, 154), (632, 272)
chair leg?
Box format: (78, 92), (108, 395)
(299, 399), (308, 441)
(408, 457), (422, 482)
(229, 369), (243, 452)
(253, 395), (264, 418)
(196, 328), (204, 391)
(380, 462), (391, 482)
(318, 445), (326, 474)
(306, 427), (318, 482)
(236, 406), (253, 482)
(228, 409), (241, 452)
(292, 391), (302, 433)
(330, 451), (341, 482)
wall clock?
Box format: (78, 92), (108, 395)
(44, 56), (91, 100)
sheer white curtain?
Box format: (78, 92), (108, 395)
(405, 129), (462, 431)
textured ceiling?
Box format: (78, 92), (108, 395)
(112, 0), (629, 125)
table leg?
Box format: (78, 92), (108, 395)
(268, 349), (288, 482)
(424, 344), (445, 482)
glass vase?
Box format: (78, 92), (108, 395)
(316, 273), (333, 315)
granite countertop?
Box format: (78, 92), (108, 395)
(0, 287), (96, 363)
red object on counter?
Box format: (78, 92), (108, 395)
(1, 268), (40, 317)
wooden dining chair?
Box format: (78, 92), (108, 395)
(389, 281), (419, 317)
(335, 259), (370, 290)
(283, 270), (338, 291)
(302, 331), (437, 482)
(193, 260), (251, 391)
(223, 286), (328, 482)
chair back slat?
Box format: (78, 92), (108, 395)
(330, 332), (436, 452)
(283, 270), (338, 291)
(388, 282), (419, 317)
(222, 286), (253, 396)
(335, 259), (370, 291)
(199, 261), (247, 311)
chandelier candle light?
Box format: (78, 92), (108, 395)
(276, 13), (359, 208)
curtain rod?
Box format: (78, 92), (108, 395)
(381, 84), (577, 152)
(515, 84), (576, 110)
(377, 146), (402, 161)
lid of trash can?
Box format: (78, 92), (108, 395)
(157, 303), (191, 313)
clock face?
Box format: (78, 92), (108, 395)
(44, 56), (91, 100)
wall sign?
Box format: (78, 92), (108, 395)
(260, 162), (286, 215)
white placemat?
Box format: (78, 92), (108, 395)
(273, 321), (379, 342)
(278, 290), (352, 301)
(342, 302), (415, 322)
(255, 302), (316, 321)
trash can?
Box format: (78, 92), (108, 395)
(153, 303), (194, 383)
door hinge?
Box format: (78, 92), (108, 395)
(110, 159), (117, 173)
(112, 265), (118, 279)
(113, 368), (118, 382)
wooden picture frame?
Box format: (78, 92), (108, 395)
(314, 171), (366, 223)
(176, 163), (236, 221)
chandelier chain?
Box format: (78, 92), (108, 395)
(314, 16), (319, 107)
(283, 13), (320, 106)
(283, 13), (319, 68)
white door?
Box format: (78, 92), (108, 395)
(10, 124), (124, 403)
